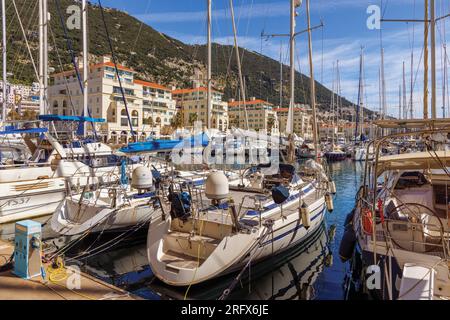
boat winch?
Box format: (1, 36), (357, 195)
(249, 171), (264, 189)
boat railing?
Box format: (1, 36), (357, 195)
(236, 194), (268, 227)
(0, 161), (51, 170)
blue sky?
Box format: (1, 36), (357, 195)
(98, 0), (450, 118)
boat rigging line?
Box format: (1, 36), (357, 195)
(98, 0), (135, 140)
(229, 0), (249, 130)
(218, 219), (274, 300)
(54, 0), (98, 138)
(11, 0), (38, 81)
(48, 25), (77, 115)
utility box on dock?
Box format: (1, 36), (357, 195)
(13, 220), (42, 279)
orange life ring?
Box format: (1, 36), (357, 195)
(362, 208), (373, 235)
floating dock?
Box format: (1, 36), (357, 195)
(0, 240), (139, 300)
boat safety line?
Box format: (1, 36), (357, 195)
(218, 220), (275, 300)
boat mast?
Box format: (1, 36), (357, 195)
(279, 41), (283, 108)
(424, 0), (429, 119)
(356, 49), (363, 141)
(442, 43), (448, 118)
(229, 0), (249, 130)
(381, 48), (387, 120)
(306, 0), (319, 159)
(1, 0), (6, 123)
(82, 0), (89, 135)
(44, 0), (48, 115)
(361, 52), (364, 138)
(378, 67), (381, 118)
(330, 62), (335, 143)
(286, 0), (299, 163)
(410, 51), (414, 119)
(338, 61), (342, 146)
(286, 0), (297, 137)
(430, 0), (437, 119)
(402, 61), (407, 119)
(39, 0), (44, 115)
(206, 0), (212, 130)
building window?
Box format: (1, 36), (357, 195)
(131, 110), (139, 127)
(121, 109), (128, 126)
(62, 100), (67, 116)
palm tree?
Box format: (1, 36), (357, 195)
(7, 110), (20, 121)
(188, 113), (198, 126)
(267, 117), (275, 132)
(231, 114), (240, 128)
(170, 112), (183, 128)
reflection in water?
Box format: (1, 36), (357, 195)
(58, 160), (362, 300)
(230, 223), (330, 300)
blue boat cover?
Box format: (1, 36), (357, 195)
(39, 115), (106, 123)
(119, 133), (210, 154)
(0, 127), (48, 135)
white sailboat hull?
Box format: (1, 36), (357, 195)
(0, 177), (67, 224)
(51, 192), (160, 236)
(148, 185), (327, 286)
(0, 161), (135, 226)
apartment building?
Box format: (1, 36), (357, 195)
(228, 98), (276, 132)
(136, 79), (176, 135)
(275, 105), (312, 138)
(172, 87), (228, 131)
(0, 82), (40, 117)
(49, 56), (176, 142)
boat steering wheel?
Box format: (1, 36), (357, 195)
(386, 202), (445, 253)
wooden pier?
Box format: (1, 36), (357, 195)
(0, 240), (139, 300)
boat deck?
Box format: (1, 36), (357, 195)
(160, 250), (203, 269)
(0, 240), (138, 300)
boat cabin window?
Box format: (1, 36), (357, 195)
(433, 184), (450, 212)
(394, 172), (428, 190)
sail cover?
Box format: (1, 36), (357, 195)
(119, 133), (210, 154)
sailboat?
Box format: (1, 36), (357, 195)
(51, 165), (161, 236)
(341, 0), (450, 300)
(146, 0), (331, 288)
(341, 119), (450, 300)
